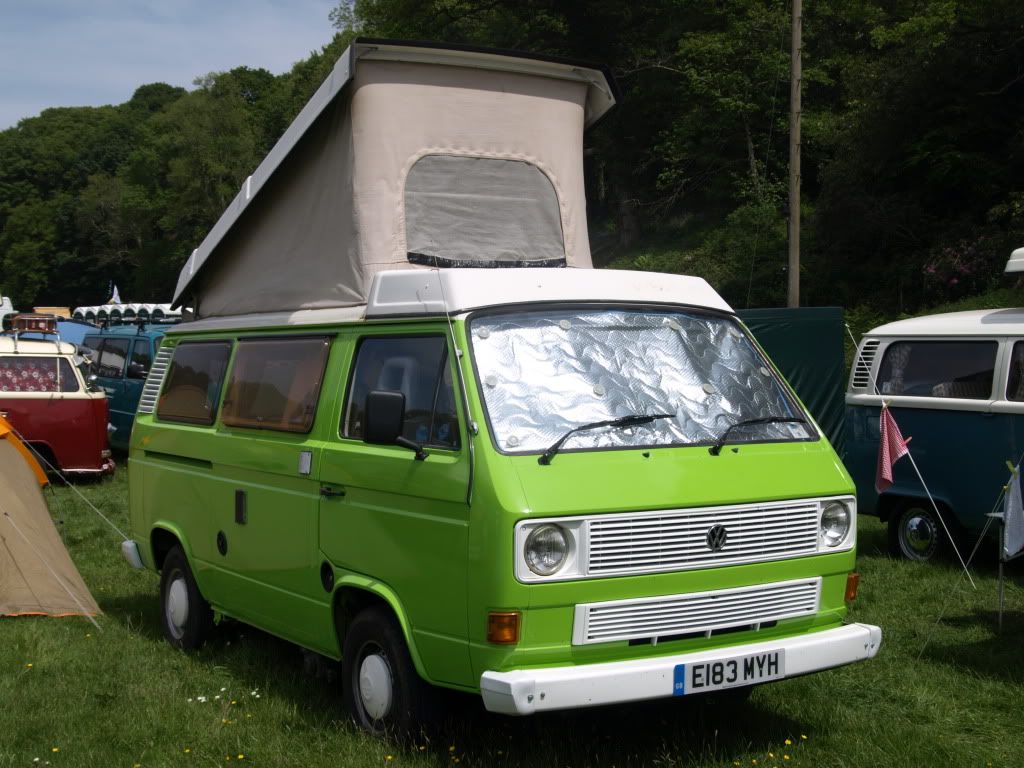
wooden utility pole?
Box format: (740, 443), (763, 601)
(788, 0), (802, 308)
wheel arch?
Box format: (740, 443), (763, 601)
(27, 442), (58, 472)
(150, 523), (191, 572)
(331, 574), (430, 683)
(876, 492), (954, 523)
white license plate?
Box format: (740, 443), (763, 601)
(673, 649), (785, 695)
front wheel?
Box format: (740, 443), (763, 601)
(888, 502), (948, 562)
(342, 606), (434, 738)
(159, 545), (213, 649)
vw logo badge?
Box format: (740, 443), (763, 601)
(706, 524), (728, 552)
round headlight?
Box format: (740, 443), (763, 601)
(821, 501), (851, 547)
(524, 524), (569, 576)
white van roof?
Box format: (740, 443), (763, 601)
(865, 308), (1024, 337)
(1005, 246), (1024, 273)
(0, 337), (78, 355)
(169, 268), (733, 333)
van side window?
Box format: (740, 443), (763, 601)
(343, 336), (460, 449)
(222, 337), (331, 433)
(129, 340), (153, 380)
(157, 342), (232, 425)
(0, 356), (79, 393)
(877, 340), (997, 399)
(1007, 342), (1024, 401)
(97, 339), (130, 378)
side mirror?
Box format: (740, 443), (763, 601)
(364, 390), (405, 445)
(127, 363), (149, 380)
(364, 390), (428, 461)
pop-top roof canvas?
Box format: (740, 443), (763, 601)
(174, 40), (618, 318)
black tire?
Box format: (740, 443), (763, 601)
(888, 501), (949, 562)
(342, 605), (434, 738)
(159, 545), (213, 650)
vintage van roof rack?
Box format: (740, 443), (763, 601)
(172, 38), (620, 319)
(8, 313), (63, 354)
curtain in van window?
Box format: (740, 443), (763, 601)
(881, 344), (912, 394)
(0, 357), (78, 392)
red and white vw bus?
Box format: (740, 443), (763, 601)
(0, 315), (113, 475)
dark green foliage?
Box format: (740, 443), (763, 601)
(1, 3), (1022, 316)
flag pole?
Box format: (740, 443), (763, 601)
(899, 446), (976, 589)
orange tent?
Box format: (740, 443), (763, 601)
(0, 416), (100, 618)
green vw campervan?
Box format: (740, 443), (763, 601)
(123, 40), (880, 734)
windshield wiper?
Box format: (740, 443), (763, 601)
(538, 413), (677, 465)
(708, 416), (807, 455)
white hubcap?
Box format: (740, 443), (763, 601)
(358, 653), (393, 721)
(166, 577), (189, 636)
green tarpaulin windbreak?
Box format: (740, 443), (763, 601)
(737, 307), (846, 456)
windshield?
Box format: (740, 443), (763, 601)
(468, 308), (814, 454)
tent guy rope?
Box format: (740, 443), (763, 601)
(3, 419), (128, 542)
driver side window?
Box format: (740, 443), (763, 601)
(342, 335), (460, 449)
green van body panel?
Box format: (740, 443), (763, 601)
(129, 314), (861, 696)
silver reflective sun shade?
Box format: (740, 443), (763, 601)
(470, 309), (812, 453)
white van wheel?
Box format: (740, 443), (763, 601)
(358, 651), (394, 721)
(890, 503), (945, 562)
(342, 605), (435, 737)
(159, 545), (213, 649)
(165, 577), (190, 639)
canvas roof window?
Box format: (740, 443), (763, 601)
(0, 416), (100, 618)
(173, 39), (619, 318)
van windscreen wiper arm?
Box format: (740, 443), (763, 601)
(708, 416), (807, 455)
(538, 413), (677, 465)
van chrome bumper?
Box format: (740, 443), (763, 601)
(480, 622), (881, 715)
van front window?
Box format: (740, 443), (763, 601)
(469, 308), (813, 454)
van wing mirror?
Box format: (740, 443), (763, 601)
(364, 390), (405, 444)
(363, 390), (428, 461)
(127, 363), (149, 380)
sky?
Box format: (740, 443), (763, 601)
(0, 0), (340, 130)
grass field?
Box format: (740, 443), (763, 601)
(2, 465), (1022, 768)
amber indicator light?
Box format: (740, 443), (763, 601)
(487, 611), (521, 645)
(845, 572), (860, 602)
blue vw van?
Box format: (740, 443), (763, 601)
(845, 308), (1024, 560)
(83, 325), (167, 450)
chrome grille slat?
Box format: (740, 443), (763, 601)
(588, 521), (817, 544)
(585, 501), (821, 575)
(589, 600), (814, 629)
(590, 587), (813, 616)
(590, 529), (817, 553)
(574, 578), (821, 645)
(591, 509), (818, 530)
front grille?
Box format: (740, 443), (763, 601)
(573, 577), (821, 645)
(586, 500), (820, 576)
(137, 346), (173, 414)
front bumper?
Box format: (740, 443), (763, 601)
(480, 622), (881, 715)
